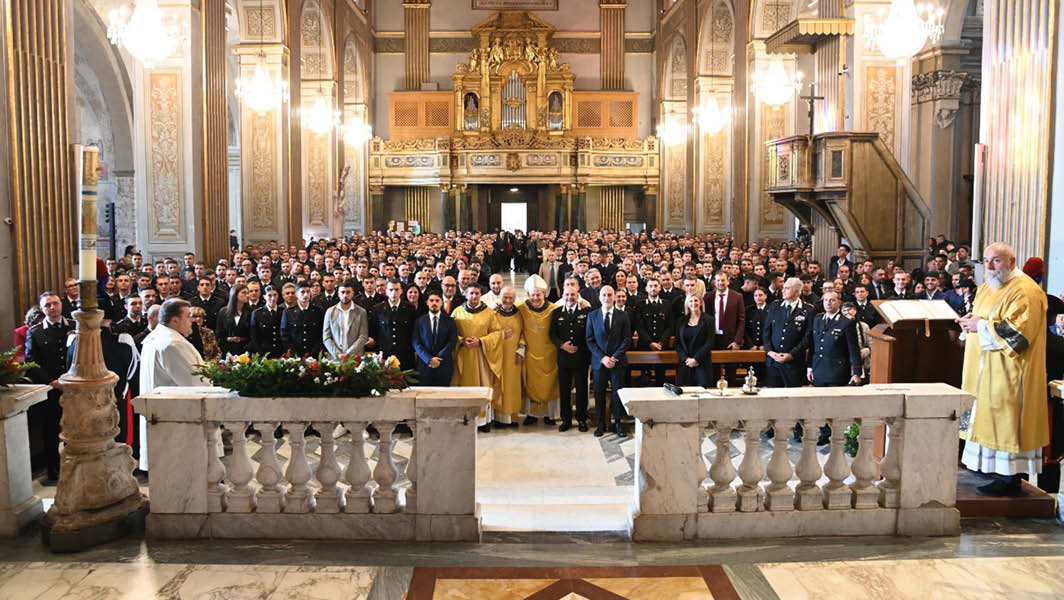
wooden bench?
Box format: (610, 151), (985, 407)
(627, 349), (766, 381)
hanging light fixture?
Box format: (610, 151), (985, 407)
(107, 0), (180, 68)
(864, 0), (945, 61)
(656, 115), (689, 147)
(304, 96), (341, 135)
(343, 120), (373, 145)
(692, 96), (732, 135)
(234, 0), (289, 115)
(751, 59), (802, 107)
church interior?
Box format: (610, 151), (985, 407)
(0, 0), (1063, 598)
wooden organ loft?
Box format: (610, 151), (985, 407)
(760, 17), (932, 270)
(368, 11), (658, 233)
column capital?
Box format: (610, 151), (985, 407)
(600, 0), (627, 7)
(403, 0), (431, 7)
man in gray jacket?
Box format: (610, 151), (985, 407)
(322, 279), (369, 361)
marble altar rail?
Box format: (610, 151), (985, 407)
(132, 386), (491, 542)
(619, 383), (968, 541)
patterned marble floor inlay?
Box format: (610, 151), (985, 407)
(406, 566), (739, 600)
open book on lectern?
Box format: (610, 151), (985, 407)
(872, 299), (959, 326)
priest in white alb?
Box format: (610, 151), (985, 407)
(140, 298), (209, 393)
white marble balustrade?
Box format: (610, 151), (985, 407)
(619, 383), (968, 542)
(132, 386), (490, 542)
(0, 385), (49, 536)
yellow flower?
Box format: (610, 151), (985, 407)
(236, 353), (251, 365)
(385, 355), (401, 370)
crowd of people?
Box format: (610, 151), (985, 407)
(18, 228), (1029, 484)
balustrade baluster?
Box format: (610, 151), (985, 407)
(254, 421), (286, 512)
(696, 424), (709, 513)
(313, 421), (344, 513)
(795, 418), (824, 510)
(850, 418), (882, 509)
(737, 420), (766, 512)
(403, 422), (417, 513)
(877, 418), (902, 508)
(708, 421), (737, 513)
(372, 422), (400, 513)
(283, 422), (314, 513)
(205, 422), (228, 512)
(223, 421), (256, 512)
(765, 419), (794, 511)
(343, 422), (373, 513)
(823, 418), (853, 509)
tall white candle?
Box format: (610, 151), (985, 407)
(77, 145), (99, 282)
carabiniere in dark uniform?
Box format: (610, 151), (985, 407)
(761, 298), (813, 388)
(249, 304), (285, 357)
(549, 303), (592, 431)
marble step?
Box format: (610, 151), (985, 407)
(477, 485), (634, 506)
(478, 502), (632, 533)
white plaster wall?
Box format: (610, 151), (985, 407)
(626, 53), (654, 138)
(429, 1), (600, 30)
(625, 0), (655, 32)
(428, 54), (464, 91)
(374, 0), (404, 31)
(374, 54), (405, 135)
(562, 53), (601, 91)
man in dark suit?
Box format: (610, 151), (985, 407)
(551, 287), (592, 432)
(114, 295), (149, 348)
(580, 269), (603, 309)
(280, 282), (325, 357)
(60, 278), (79, 319)
(828, 244), (854, 279)
(888, 271), (914, 299)
(852, 285), (881, 328)
(920, 271), (947, 300)
(190, 277), (223, 331)
(635, 277), (673, 386)
(25, 291), (73, 484)
(412, 290), (457, 386)
(744, 288), (769, 350)
(708, 272), (745, 382)
(439, 276), (465, 315)
(368, 279), (417, 371)
(586, 286), (631, 438)
(763, 277), (813, 389)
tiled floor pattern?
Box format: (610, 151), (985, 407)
(406, 565), (738, 600)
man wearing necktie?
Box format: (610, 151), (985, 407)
(413, 291), (457, 386)
(25, 291), (74, 484)
(586, 286), (631, 437)
(538, 250), (562, 303)
(550, 286), (591, 432)
(709, 272), (746, 383)
(806, 291), (863, 388)
(635, 277), (673, 385)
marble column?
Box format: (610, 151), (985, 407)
(599, 186), (625, 231)
(696, 79), (733, 233)
(909, 69), (970, 240)
(747, 42), (796, 242)
(642, 185), (657, 231)
(975, 0), (1055, 264)
(301, 82), (338, 240)
(199, 0), (231, 263)
(404, 187), (432, 233)
(852, 2), (908, 168)
(342, 104), (368, 235)
(403, 0), (430, 90)
(600, 0), (626, 90)
(369, 185), (385, 232)
(233, 45), (290, 246)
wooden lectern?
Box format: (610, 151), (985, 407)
(866, 299), (965, 387)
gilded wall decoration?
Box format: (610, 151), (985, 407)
(866, 65), (897, 149)
(472, 0), (558, 9)
(304, 53), (326, 79)
(668, 37), (688, 99)
(374, 37), (404, 54)
(148, 72), (182, 237)
(625, 38), (655, 53)
(760, 2), (791, 35)
(301, 7), (322, 46)
(665, 143), (686, 223)
(702, 3), (732, 76)
(702, 130), (725, 227)
(526, 154), (558, 166)
(470, 154), (502, 167)
(246, 7), (276, 40)
(250, 111), (276, 231)
(306, 133), (328, 227)
(344, 149), (362, 228)
(385, 155), (435, 168)
(430, 38), (477, 54)
(760, 104), (785, 227)
(593, 155), (644, 167)
(343, 42), (362, 101)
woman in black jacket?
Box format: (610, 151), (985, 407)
(675, 294), (714, 386)
(215, 283), (252, 357)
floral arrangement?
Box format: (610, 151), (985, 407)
(0, 346), (36, 388)
(193, 353), (416, 398)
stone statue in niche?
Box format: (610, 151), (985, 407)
(468, 48), (481, 72)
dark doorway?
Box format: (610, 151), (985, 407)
(480, 185), (545, 232)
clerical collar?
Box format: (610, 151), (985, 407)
(496, 305), (518, 316)
(465, 303), (486, 313)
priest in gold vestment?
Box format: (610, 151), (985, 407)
(958, 242), (1048, 496)
(492, 287), (524, 427)
(519, 275), (560, 424)
(451, 285), (509, 432)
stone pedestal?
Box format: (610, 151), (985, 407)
(0, 385), (49, 536)
(41, 303), (145, 552)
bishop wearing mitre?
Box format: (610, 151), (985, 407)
(518, 275), (560, 425)
(957, 242), (1049, 497)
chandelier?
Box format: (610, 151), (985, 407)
(656, 115), (689, 147)
(107, 0), (180, 68)
(692, 96), (732, 135)
(343, 121), (373, 145)
(234, 0), (289, 115)
(751, 59), (802, 107)
(303, 96), (341, 135)
(864, 0), (945, 61)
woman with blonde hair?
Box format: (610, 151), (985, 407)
(189, 306), (221, 361)
(675, 294), (713, 386)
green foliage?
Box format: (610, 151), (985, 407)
(845, 423), (860, 458)
(0, 346), (36, 388)
(193, 353), (417, 398)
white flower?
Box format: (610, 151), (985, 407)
(314, 377), (321, 384)
(370, 389), (381, 396)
